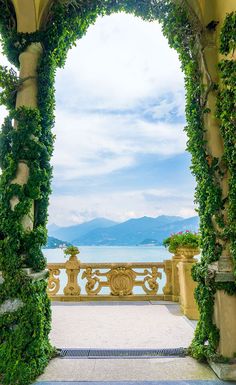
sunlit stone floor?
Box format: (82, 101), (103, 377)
(49, 302), (195, 349)
(35, 302), (224, 383)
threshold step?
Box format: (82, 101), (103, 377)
(35, 381), (233, 385)
(59, 347), (187, 359)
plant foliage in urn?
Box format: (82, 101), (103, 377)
(64, 245), (80, 256)
(163, 231), (201, 253)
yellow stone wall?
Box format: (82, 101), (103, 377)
(192, 0), (236, 358)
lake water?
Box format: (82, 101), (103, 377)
(43, 246), (172, 295)
(43, 245), (172, 264)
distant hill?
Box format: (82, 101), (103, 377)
(139, 238), (160, 246)
(72, 215), (199, 246)
(48, 218), (118, 242)
(43, 236), (71, 249)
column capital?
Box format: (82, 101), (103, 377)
(11, 0), (53, 33)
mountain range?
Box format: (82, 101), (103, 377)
(48, 215), (199, 246)
(48, 218), (117, 242)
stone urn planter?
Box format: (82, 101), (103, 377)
(169, 247), (182, 259)
(177, 247), (200, 261)
(163, 232), (201, 311)
(63, 246), (81, 296)
(64, 246), (80, 262)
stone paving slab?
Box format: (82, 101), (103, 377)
(35, 380), (236, 384)
(37, 357), (217, 382)
(50, 304), (193, 349)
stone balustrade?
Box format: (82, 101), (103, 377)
(46, 248), (200, 321)
(47, 250), (176, 302)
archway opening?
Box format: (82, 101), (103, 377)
(2, 1), (235, 383)
(45, 12), (198, 352)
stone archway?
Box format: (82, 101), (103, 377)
(0, 1), (235, 384)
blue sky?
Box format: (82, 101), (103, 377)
(0, 13), (197, 226)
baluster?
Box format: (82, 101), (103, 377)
(47, 268), (60, 296)
(142, 267), (162, 294)
(64, 247), (81, 296)
(163, 260), (173, 299)
(171, 250), (182, 301)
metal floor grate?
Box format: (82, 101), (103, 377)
(59, 347), (187, 359)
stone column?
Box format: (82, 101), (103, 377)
(199, 6), (230, 272)
(192, 0), (236, 357)
(213, 291), (236, 357)
(171, 250), (181, 301)
(10, 43), (43, 231)
(177, 248), (199, 320)
(203, 0), (236, 359)
(185, 2), (234, 271)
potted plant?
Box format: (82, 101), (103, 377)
(64, 246), (80, 261)
(163, 231), (200, 260)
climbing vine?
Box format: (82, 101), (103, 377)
(0, 1), (235, 384)
(190, 11), (236, 361)
(217, 12), (236, 272)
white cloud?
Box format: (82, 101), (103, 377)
(148, 91), (185, 120)
(48, 188), (196, 226)
(0, 48), (12, 67)
(52, 13), (187, 184)
(0, 105), (8, 127)
(52, 109), (187, 180)
(56, 13), (184, 110)
(0, 45), (17, 127)
(0, 14), (195, 225)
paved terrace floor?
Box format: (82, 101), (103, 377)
(49, 301), (196, 349)
(36, 302), (234, 384)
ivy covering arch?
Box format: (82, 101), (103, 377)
(0, 1), (235, 384)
